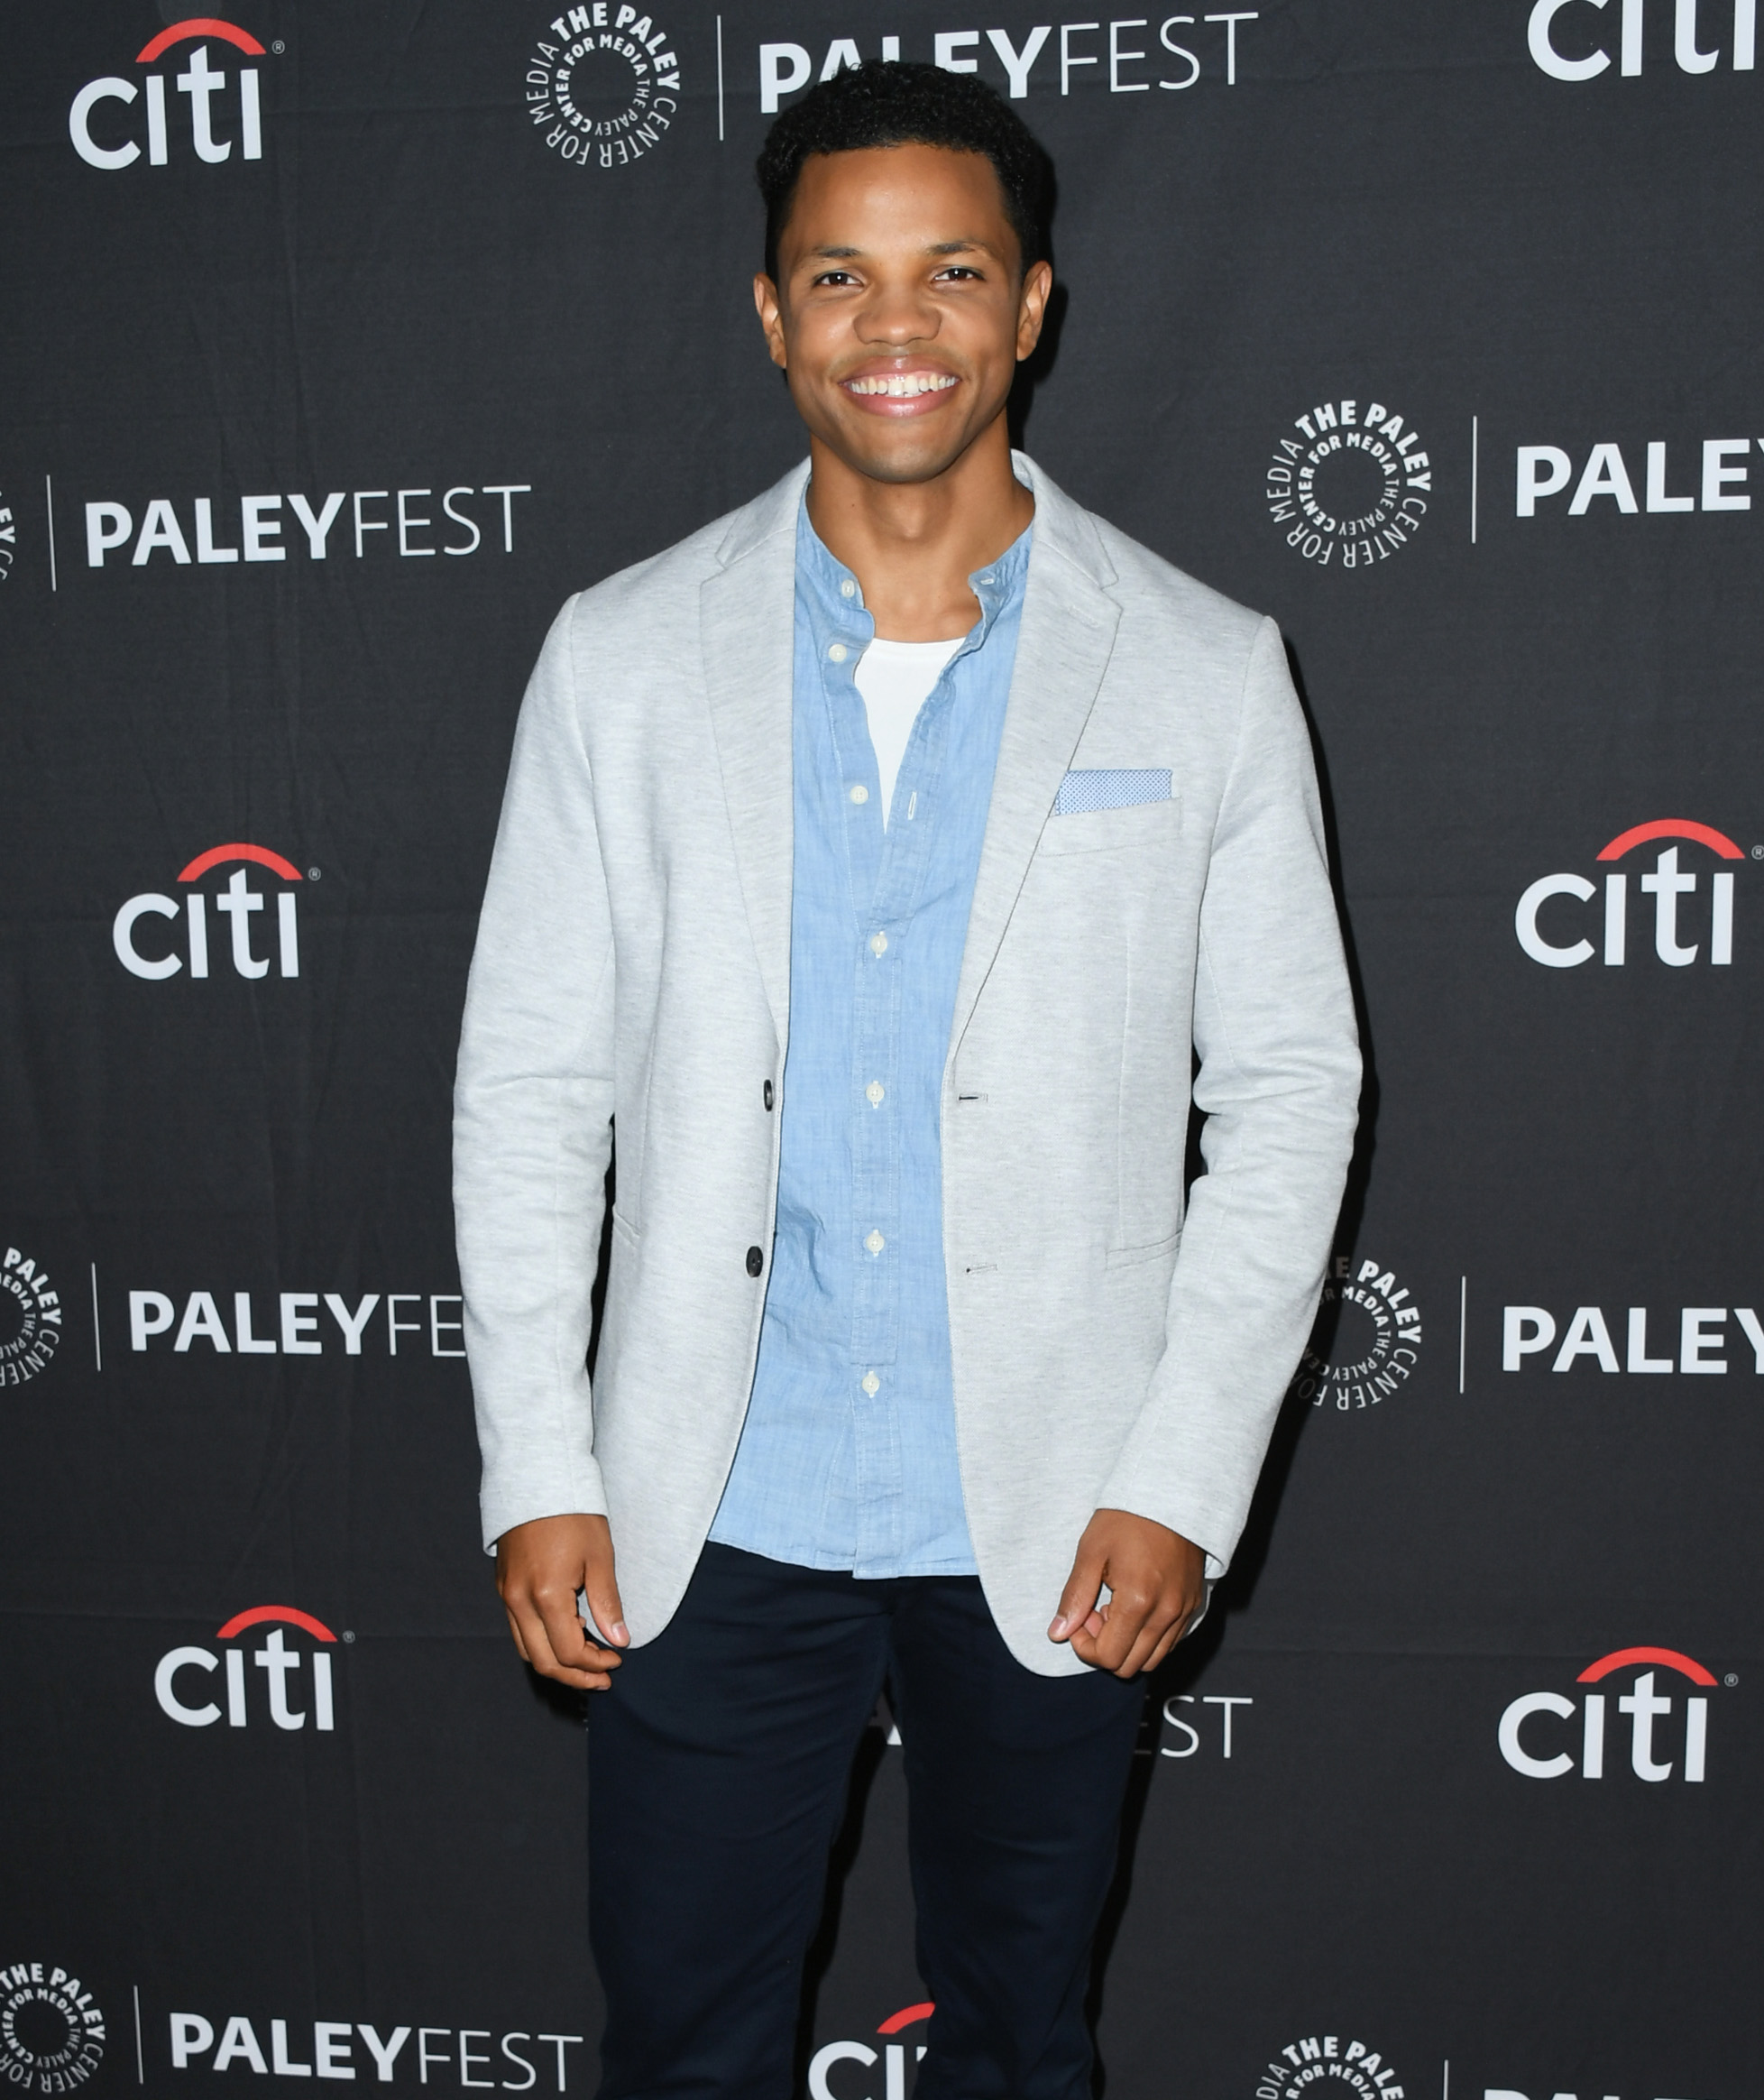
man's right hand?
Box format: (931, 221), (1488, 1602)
(495, 1513), (629, 1691)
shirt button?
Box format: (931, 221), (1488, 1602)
(849, 783), (868, 804)
(866, 1081), (885, 1106)
(745, 1245), (764, 1277)
(869, 930), (887, 957)
(861, 1371), (880, 1395)
(841, 579), (857, 599)
(865, 1230), (886, 1256)
(828, 642), (848, 664)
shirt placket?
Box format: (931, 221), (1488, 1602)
(805, 537), (1016, 1574)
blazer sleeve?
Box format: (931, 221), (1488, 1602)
(453, 595), (618, 1552)
(1096, 615), (1361, 1578)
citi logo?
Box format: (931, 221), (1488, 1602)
(154, 1606), (340, 1732)
(1515, 819), (1743, 969)
(1497, 1646), (1723, 1782)
(1530, 0), (1758, 80)
(810, 2002), (932, 2100)
(114, 843), (303, 982)
(70, 19), (270, 172)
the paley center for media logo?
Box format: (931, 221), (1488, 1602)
(1263, 399), (1432, 571)
(70, 17), (275, 172)
(526, 5), (682, 169)
(0, 1247), (62, 1388)
(0, 1960), (106, 2094)
(1289, 1255), (1424, 1413)
(1251, 2032), (1406, 2100)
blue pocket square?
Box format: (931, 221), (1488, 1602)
(1054, 768), (1172, 815)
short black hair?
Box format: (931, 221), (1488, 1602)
(756, 61), (1050, 283)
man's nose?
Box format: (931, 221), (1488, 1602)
(856, 279), (940, 343)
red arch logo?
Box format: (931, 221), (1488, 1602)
(178, 843), (303, 883)
(216, 1605), (338, 1643)
(137, 19), (266, 63)
(1576, 1646), (1715, 1686)
(877, 2004), (933, 2035)
(1596, 819), (1743, 862)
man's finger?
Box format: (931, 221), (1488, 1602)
(511, 1597), (617, 1690)
(535, 1584), (621, 1677)
(1142, 1616), (1190, 1675)
(1071, 1589), (1146, 1672)
(1049, 1544), (1108, 1643)
(583, 1573), (630, 1652)
(1114, 1604), (1183, 1680)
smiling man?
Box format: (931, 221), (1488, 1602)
(455, 60), (1359, 2100)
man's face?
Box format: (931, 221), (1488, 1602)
(756, 142), (1052, 485)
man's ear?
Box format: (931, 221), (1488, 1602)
(754, 272), (788, 372)
(1015, 259), (1053, 363)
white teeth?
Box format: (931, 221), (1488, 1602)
(847, 373), (959, 397)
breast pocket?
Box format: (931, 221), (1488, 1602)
(1034, 794), (1181, 858)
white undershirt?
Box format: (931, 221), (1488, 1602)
(854, 636), (964, 826)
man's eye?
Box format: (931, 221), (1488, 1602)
(813, 271), (858, 287)
(935, 267), (983, 281)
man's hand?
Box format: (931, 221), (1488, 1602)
(1048, 1508), (1207, 1678)
(495, 1513), (629, 1691)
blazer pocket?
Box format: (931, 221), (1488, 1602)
(1105, 1227), (1182, 1272)
(1037, 795), (1181, 857)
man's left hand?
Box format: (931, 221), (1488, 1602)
(1049, 1509), (1207, 1677)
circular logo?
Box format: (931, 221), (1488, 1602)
(0, 1249), (61, 1388)
(0, 1964), (106, 2093)
(525, 8), (682, 170)
(1290, 1257), (1423, 1413)
(1264, 399), (1431, 569)
(1254, 2036), (1402, 2100)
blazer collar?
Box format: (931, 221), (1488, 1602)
(947, 455), (1122, 1061)
(699, 461), (808, 1040)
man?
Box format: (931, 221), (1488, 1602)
(455, 60), (1358, 2100)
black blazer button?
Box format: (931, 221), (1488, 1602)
(764, 1080), (775, 1110)
(745, 1246), (764, 1277)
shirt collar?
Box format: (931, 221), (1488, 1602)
(795, 492), (1032, 651)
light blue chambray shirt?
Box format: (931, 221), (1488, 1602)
(707, 499), (1031, 1577)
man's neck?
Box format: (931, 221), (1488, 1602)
(804, 418), (1034, 641)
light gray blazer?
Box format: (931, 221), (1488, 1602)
(454, 455), (1360, 1675)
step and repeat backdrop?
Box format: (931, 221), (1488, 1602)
(3, 3), (1759, 2096)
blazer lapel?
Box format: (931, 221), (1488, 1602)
(700, 464), (807, 1040)
(948, 466), (1121, 1060)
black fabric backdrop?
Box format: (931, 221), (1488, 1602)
(4, 4), (1759, 2096)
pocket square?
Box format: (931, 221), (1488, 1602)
(1054, 768), (1172, 815)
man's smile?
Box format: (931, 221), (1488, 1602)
(838, 361), (962, 413)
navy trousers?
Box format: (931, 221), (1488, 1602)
(587, 1543), (1145, 2100)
